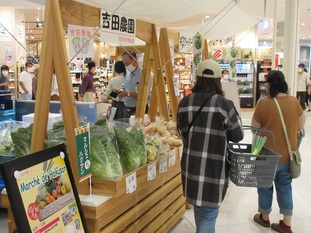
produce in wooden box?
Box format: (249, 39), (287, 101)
(114, 125), (147, 174)
(90, 124), (123, 179)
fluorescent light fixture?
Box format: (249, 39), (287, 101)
(301, 23), (305, 26)
(205, 15), (210, 19)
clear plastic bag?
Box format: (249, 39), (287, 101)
(113, 120), (146, 174)
(90, 123), (123, 180)
(0, 120), (31, 157)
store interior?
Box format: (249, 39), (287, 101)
(1, 0), (311, 232)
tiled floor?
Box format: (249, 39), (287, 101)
(170, 110), (311, 233)
(0, 110), (310, 233)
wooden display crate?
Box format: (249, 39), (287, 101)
(82, 148), (183, 232)
(90, 148), (180, 197)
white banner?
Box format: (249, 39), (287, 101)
(17, 25), (25, 42)
(0, 24), (12, 41)
(68, 25), (94, 58)
(179, 33), (193, 53)
(100, 10), (136, 45)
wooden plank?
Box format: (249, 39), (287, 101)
(1, 193), (9, 206)
(141, 195), (186, 232)
(30, 0), (54, 152)
(121, 185), (184, 233)
(159, 28), (178, 122)
(136, 42), (152, 118)
(155, 205), (186, 233)
(136, 19), (153, 44)
(90, 149), (176, 197)
(202, 38), (210, 60)
(60, 0), (100, 28)
(101, 183), (182, 232)
(166, 29), (179, 49)
(84, 171), (182, 232)
(31, 0), (88, 195)
(151, 25), (170, 121)
(60, 1), (153, 44)
(8, 207), (16, 233)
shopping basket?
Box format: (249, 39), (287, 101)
(228, 127), (281, 188)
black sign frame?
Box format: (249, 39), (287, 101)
(0, 144), (88, 233)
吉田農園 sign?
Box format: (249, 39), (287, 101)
(100, 10), (136, 45)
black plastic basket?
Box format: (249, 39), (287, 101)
(228, 127), (281, 188)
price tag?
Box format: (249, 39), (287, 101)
(179, 146), (183, 160)
(147, 162), (156, 181)
(169, 150), (176, 166)
(125, 172), (137, 194)
(159, 157), (167, 173)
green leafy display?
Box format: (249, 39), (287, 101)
(90, 124), (123, 179)
(114, 126), (147, 174)
(10, 124), (33, 157)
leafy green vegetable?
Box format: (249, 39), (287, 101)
(95, 119), (107, 126)
(10, 124), (33, 157)
(114, 126), (146, 174)
(90, 124), (123, 179)
(251, 134), (267, 155)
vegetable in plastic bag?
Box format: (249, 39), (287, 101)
(114, 125), (147, 174)
(90, 124), (123, 179)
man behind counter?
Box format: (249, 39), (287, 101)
(117, 51), (143, 118)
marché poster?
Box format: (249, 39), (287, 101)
(16, 156), (85, 233)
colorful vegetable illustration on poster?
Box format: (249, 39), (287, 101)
(16, 155), (85, 233)
(68, 24), (94, 58)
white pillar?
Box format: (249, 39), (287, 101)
(282, 0), (300, 95)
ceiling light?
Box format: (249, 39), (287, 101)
(205, 15), (210, 19)
(302, 37), (306, 40)
(301, 23), (305, 26)
(309, 35), (311, 37)
(31, 35), (34, 39)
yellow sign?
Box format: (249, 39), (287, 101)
(15, 154), (85, 232)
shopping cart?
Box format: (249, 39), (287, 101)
(228, 127), (281, 188)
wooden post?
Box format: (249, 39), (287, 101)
(135, 43), (152, 119)
(30, 0), (89, 195)
(150, 25), (170, 121)
(159, 28), (178, 122)
(202, 38), (210, 60)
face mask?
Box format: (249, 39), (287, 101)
(2, 71), (8, 76)
(27, 68), (33, 73)
(126, 64), (136, 73)
(223, 74), (229, 80)
(298, 68), (303, 73)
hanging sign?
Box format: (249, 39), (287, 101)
(179, 33), (193, 53)
(192, 33), (202, 81)
(68, 24), (94, 58)
(5, 45), (12, 66)
(75, 124), (92, 182)
(0, 144), (88, 233)
(17, 24), (25, 42)
(0, 24), (12, 41)
(100, 10), (136, 45)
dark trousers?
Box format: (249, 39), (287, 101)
(296, 91), (306, 110)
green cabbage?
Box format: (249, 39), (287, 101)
(90, 124), (123, 179)
(114, 126), (146, 174)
